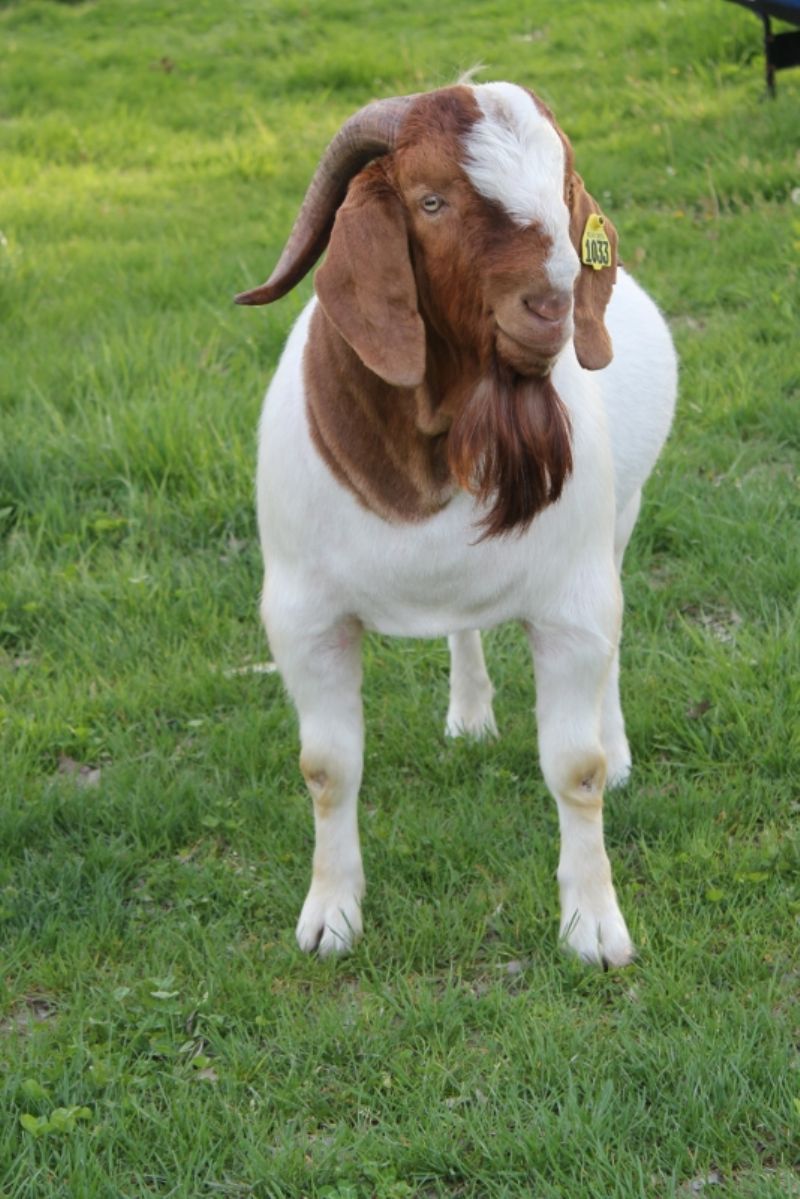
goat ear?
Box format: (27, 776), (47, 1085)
(314, 171), (426, 388)
(568, 171), (618, 371)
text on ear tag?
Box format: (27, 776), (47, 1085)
(581, 214), (612, 271)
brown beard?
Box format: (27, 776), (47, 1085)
(446, 360), (573, 539)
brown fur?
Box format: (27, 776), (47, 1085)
(304, 299), (454, 523)
(296, 86), (617, 534)
(447, 365), (573, 539)
(567, 169), (618, 370)
(314, 169), (426, 389)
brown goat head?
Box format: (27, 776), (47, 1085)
(237, 82), (618, 537)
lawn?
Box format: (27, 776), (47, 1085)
(1, 0), (798, 1195)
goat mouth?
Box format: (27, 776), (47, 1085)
(495, 324), (564, 375)
(497, 318), (566, 349)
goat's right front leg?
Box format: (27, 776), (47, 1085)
(263, 591), (365, 957)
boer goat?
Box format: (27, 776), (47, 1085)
(236, 82), (677, 965)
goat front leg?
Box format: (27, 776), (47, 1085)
(528, 603), (635, 968)
(446, 630), (498, 739)
(264, 596), (365, 957)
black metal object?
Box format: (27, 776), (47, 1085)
(725, 0), (800, 94)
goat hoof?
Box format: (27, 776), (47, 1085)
(296, 881), (363, 958)
(445, 706), (498, 740)
(559, 886), (635, 968)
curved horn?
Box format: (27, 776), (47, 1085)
(235, 95), (417, 306)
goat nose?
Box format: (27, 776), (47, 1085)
(522, 291), (571, 323)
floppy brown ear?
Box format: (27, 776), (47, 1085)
(314, 167), (425, 388)
(568, 171), (618, 371)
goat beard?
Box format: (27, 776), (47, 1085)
(446, 361), (573, 539)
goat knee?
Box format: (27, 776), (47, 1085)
(542, 745), (607, 813)
(300, 743), (360, 818)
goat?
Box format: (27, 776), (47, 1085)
(236, 81), (677, 965)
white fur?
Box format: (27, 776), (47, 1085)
(463, 83), (580, 296)
(257, 259), (676, 964)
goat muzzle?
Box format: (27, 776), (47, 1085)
(493, 288), (572, 376)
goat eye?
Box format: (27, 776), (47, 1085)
(421, 194), (444, 214)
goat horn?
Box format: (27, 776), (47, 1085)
(235, 95), (417, 306)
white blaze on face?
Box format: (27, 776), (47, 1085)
(462, 82), (580, 296)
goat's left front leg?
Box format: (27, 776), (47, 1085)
(528, 595), (635, 968)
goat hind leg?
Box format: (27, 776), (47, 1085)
(602, 489), (641, 788)
(264, 596), (365, 957)
(445, 630), (498, 739)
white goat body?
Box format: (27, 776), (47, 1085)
(242, 82), (678, 964)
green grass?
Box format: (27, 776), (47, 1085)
(1, 0), (799, 1195)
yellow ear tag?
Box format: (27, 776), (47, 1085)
(581, 213), (612, 271)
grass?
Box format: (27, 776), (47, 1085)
(1, 0), (799, 1195)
